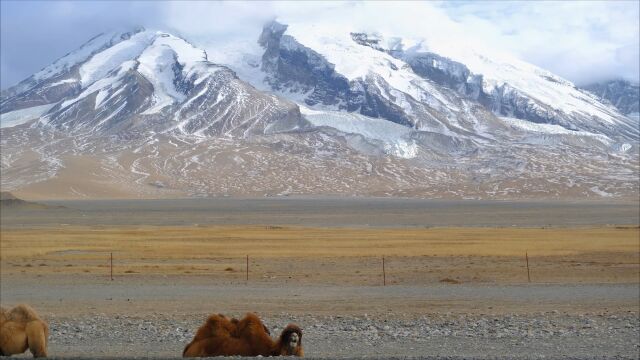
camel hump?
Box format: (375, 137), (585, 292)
(8, 304), (42, 322)
(240, 312), (263, 327)
(206, 313), (226, 323)
(206, 314), (232, 331)
(238, 313), (262, 327)
(26, 321), (48, 358)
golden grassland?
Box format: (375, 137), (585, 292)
(1, 225), (638, 284)
(2, 225), (638, 258)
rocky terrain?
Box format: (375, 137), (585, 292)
(39, 311), (640, 358)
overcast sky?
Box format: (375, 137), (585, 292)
(1, 0), (638, 90)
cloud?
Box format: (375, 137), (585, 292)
(1, 1), (638, 90)
(439, 1), (640, 85)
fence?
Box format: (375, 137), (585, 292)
(93, 252), (546, 285)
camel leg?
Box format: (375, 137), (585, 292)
(0, 323), (28, 355)
(26, 321), (48, 358)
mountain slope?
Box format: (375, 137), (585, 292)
(0, 25), (638, 200)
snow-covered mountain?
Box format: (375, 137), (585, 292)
(582, 79), (639, 119)
(252, 21), (637, 141)
(1, 28), (304, 137)
(0, 24), (637, 200)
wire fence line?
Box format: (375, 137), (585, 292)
(14, 251), (629, 285)
(83, 252), (575, 285)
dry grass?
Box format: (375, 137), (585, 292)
(1, 225), (638, 259)
(440, 277), (462, 284)
(0, 225), (638, 284)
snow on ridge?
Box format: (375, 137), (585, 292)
(37, 29), (216, 115)
(33, 29), (142, 83)
(152, 33), (207, 73)
(79, 31), (157, 87)
(398, 37), (623, 125)
(137, 33), (212, 114)
(279, 22), (457, 116)
(285, 24), (408, 84)
(60, 60), (138, 110)
(281, 21), (624, 128)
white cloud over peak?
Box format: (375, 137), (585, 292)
(1, 1), (638, 90)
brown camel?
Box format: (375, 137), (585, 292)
(0, 304), (49, 358)
(183, 312), (303, 357)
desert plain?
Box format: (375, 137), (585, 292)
(0, 197), (638, 358)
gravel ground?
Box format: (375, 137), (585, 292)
(34, 311), (638, 359)
(2, 279), (639, 358)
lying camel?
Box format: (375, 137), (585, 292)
(183, 312), (303, 357)
(0, 304), (49, 358)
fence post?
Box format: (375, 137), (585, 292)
(526, 251), (531, 283)
(382, 256), (386, 286)
(110, 252), (113, 281)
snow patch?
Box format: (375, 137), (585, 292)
(46, 78), (78, 87)
(589, 186), (612, 197)
(301, 106), (418, 158)
(0, 104), (56, 128)
(499, 117), (611, 142)
(619, 143), (632, 153)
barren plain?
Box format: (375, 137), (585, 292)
(0, 198), (638, 358)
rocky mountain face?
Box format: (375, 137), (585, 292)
(258, 22), (637, 141)
(582, 79), (639, 117)
(0, 24), (637, 200)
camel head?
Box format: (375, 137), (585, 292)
(278, 324), (303, 356)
